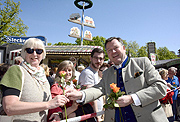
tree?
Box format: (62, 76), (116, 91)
(137, 46), (148, 57)
(126, 41), (139, 57)
(0, 0), (28, 44)
(54, 42), (75, 45)
(47, 43), (52, 46)
(157, 47), (178, 60)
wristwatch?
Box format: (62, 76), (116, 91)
(57, 111), (63, 120)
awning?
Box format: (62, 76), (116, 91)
(154, 58), (180, 69)
(8, 45), (103, 64)
(45, 45), (103, 55)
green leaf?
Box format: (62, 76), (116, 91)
(66, 81), (70, 85)
(114, 103), (119, 107)
(75, 85), (81, 89)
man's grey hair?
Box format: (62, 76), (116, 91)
(168, 67), (177, 73)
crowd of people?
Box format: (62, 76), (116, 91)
(0, 37), (179, 122)
(158, 67), (180, 122)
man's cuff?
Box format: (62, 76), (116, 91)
(131, 94), (141, 106)
(76, 91), (85, 103)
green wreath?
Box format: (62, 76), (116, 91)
(74, 0), (93, 9)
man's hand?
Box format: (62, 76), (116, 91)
(65, 88), (83, 100)
(116, 95), (134, 107)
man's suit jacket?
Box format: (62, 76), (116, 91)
(82, 57), (168, 122)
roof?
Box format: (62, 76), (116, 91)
(154, 58), (180, 69)
(45, 45), (103, 54)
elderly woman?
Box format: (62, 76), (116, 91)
(0, 38), (69, 122)
(159, 69), (174, 119)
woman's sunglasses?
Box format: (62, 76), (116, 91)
(25, 48), (43, 54)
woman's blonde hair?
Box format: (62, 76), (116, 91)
(21, 38), (46, 59)
(159, 69), (168, 79)
(40, 64), (50, 77)
(56, 60), (75, 78)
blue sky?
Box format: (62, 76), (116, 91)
(9, 0), (180, 54)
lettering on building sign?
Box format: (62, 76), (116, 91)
(6, 36), (47, 45)
(7, 37), (26, 43)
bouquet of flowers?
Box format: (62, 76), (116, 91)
(103, 83), (125, 122)
(103, 83), (125, 109)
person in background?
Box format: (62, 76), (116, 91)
(14, 56), (24, 65)
(108, 59), (114, 67)
(159, 69), (174, 121)
(177, 70), (180, 84)
(50, 67), (58, 81)
(40, 64), (54, 87)
(69, 57), (80, 81)
(98, 63), (109, 79)
(0, 63), (12, 81)
(77, 65), (85, 73)
(48, 60), (95, 122)
(0, 38), (69, 122)
(66, 37), (168, 122)
(98, 62), (109, 122)
(166, 67), (180, 121)
(78, 48), (105, 122)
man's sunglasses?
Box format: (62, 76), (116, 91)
(25, 48), (43, 54)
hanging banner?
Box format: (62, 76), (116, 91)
(6, 36), (47, 46)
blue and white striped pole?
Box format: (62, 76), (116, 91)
(80, 2), (85, 46)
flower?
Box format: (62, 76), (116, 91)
(104, 83), (125, 122)
(110, 83), (117, 89)
(56, 71), (68, 122)
(72, 79), (77, 85)
(171, 82), (177, 89)
(55, 71), (80, 121)
(104, 83), (125, 109)
(59, 71), (66, 77)
(72, 79), (81, 90)
(113, 87), (120, 93)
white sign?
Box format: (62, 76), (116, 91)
(150, 53), (156, 65)
(70, 27), (80, 37)
(84, 30), (92, 40)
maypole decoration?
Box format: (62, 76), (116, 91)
(68, 0), (95, 46)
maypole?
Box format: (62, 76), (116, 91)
(68, 0), (95, 46)
(80, 2), (85, 46)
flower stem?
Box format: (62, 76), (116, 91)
(119, 107), (124, 122)
(63, 89), (68, 122)
(81, 106), (88, 122)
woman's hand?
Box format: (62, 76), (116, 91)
(49, 113), (61, 122)
(48, 95), (69, 109)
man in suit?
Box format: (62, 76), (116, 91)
(66, 37), (168, 122)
